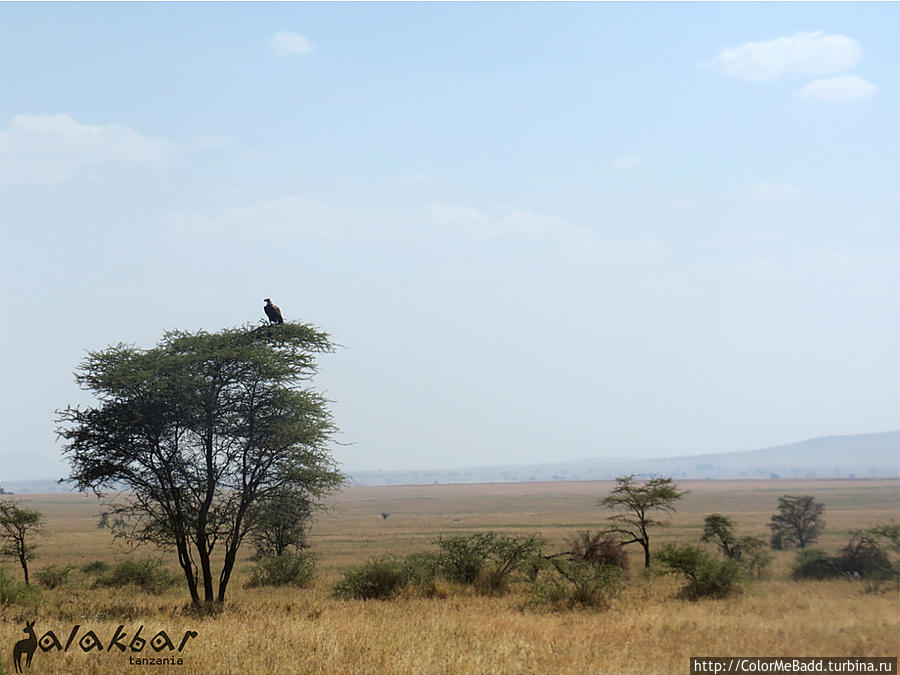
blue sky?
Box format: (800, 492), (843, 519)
(1, 2), (898, 480)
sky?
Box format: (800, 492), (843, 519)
(0, 2), (898, 481)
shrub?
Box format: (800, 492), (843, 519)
(245, 552), (316, 588)
(398, 552), (442, 596)
(36, 564), (74, 589)
(435, 532), (543, 594)
(0, 567), (40, 606)
(838, 532), (895, 580)
(792, 532), (896, 582)
(528, 557), (625, 610)
(567, 531), (629, 573)
(92, 559), (179, 593)
(332, 556), (409, 600)
(655, 544), (745, 600)
(792, 549), (841, 580)
(734, 536), (773, 579)
(80, 560), (109, 575)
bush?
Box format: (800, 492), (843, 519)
(734, 536), (773, 579)
(245, 552), (316, 588)
(332, 556), (409, 600)
(838, 532), (895, 580)
(527, 557), (625, 610)
(655, 544), (745, 600)
(567, 531), (629, 574)
(398, 552), (443, 596)
(0, 567), (40, 606)
(36, 564), (74, 589)
(435, 532), (543, 594)
(792, 549), (840, 580)
(246, 552), (315, 588)
(92, 559), (179, 593)
(792, 533), (896, 582)
(80, 560), (109, 575)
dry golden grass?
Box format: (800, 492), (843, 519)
(2, 479), (898, 674)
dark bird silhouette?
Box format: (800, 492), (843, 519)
(264, 298), (284, 324)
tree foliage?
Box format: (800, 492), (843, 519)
(57, 323), (345, 608)
(701, 514), (771, 578)
(599, 475), (687, 567)
(0, 501), (44, 585)
(248, 487), (314, 558)
(768, 495), (825, 550)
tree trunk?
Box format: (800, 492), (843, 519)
(20, 553), (29, 585)
(642, 542), (651, 568)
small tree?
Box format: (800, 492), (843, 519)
(0, 501), (44, 585)
(701, 514), (771, 578)
(599, 475), (687, 568)
(248, 487), (314, 558)
(768, 495), (825, 549)
(701, 514), (738, 558)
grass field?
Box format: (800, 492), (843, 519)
(2, 479), (898, 673)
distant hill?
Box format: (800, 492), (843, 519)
(348, 431), (900, 486)
(3, 431), (897, 492)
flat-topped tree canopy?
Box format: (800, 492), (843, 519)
(57, 322), (345, 609)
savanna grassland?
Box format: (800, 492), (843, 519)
(2, 479), (898, 674)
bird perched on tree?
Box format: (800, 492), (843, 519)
(263, 298), (284, 324)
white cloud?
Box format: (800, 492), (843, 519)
(169, 195), (357, 238)
(269, 31), (316, 56)
(0, 113), (175, 185)
(610, 154), (643, 170)
(797, 75), (877, 102)
(748, 181), (799, 201)
(705, 31), (862, 81)
(424, 202), (566, 237)
(189, 135), (233, 150)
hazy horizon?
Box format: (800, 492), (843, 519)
(2, 3), (898, 481)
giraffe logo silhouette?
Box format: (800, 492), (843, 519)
(13, 620), (37, 673)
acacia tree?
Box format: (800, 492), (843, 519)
(768, 495), (825, 550)
(58, 323), (345, 609)
(701, 514), (738, 558)
(599, 475), (687, 568)
(0, 501), (44, 584)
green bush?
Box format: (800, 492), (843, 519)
(527, 557), (625, 610)
(0, 567), (40, 606)
(655, 544), (745, 600)
(435, 532), (543, 594)
(398, 552), (442, 595)
(92, 559), (179, 593)
(36, 564), (74, 589)
(792, 533), (896, 582)
(332, 556), (409, 600)
(245, 552), (316, 588)
(80, 560), (109, 575)
(792, 549), (840, 580)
